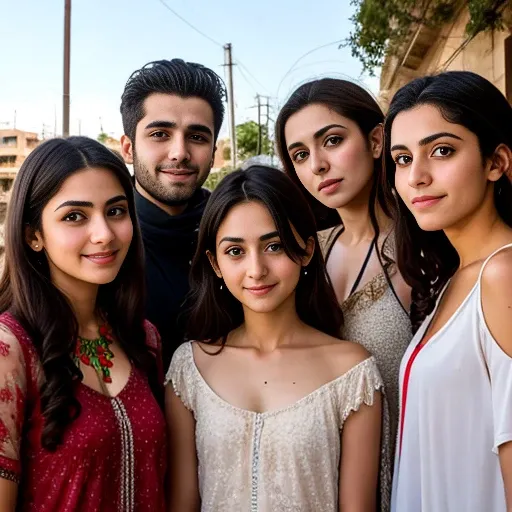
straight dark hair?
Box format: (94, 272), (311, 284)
(186, 165), (343, 343)
(383, 71), (512, 332)
(0, 136), (161, 450)
(275, 77), (391, 232)
(120, 59), (226, 142)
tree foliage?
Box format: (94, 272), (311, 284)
(97, 132), (109, 144)
(236, 121), (272, 161)
(345, 0), (508, 76)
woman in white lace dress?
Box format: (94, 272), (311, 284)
(165, 166), (388, 511)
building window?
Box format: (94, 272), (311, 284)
(0, 156), (16, 166)
(0, 136), (17, 147)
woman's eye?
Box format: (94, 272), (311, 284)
(394, 154), (412, 166)
(63, 212), (86, 222)
(325, 135), (342, 147)
(293, 150), (308, 163)
(267, 242), (282, 253)
(432, 146), (454, 157)
(226, 247), (242, 257)
(108, 206), (127, 217)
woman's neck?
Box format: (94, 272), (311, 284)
(233, 296), (305, 353)
(51, 272), (100, 337)
(336, 200), (391, 246)
(444, 189), (512, 268)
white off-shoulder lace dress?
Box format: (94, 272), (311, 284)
(166, 341), (390, 512)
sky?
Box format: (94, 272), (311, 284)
(0, 0), (380, 141)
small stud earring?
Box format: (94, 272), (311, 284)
(303, 268), (308, 276)
(35, 245), (39, 249)
(220, 284), (223, 290)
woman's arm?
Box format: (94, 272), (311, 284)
(165, 385), (200, 512)
(339, 392), (382, 512)
(0, 479), (17, 511)
(481, 249), (512, 510)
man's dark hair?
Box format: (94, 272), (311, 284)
(120, 59), (226, 142)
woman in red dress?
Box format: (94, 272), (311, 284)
(0, 137), (167, 511)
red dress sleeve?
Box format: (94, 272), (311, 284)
(143, 321), (164, 385)
(0, 324), (28, 484)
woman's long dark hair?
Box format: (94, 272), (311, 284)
(383, 71), (512, 332)
(0, 136), (161, 450)
(275, 78), (392, 233)
(186, 165), (343, 343)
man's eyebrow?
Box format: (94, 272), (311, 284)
(144, 120), (176, 130)
(188, 124), (213, 137)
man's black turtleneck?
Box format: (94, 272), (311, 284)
(135, 188), (210, 368)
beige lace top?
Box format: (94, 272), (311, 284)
(166, 341), (388, 512)
(318, 225), (412, 465)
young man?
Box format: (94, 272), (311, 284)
(120, 59), (226, 367)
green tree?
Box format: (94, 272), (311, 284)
(344, 0), (507, 76)
(97, 132), (109, 144)
(236, 121), (272, 161)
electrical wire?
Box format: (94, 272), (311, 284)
(156, 0), (223, 48)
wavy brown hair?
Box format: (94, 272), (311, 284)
(0, 136), (161, 450)
(383, 71), (512, 332)
(186, 165), (343, 343)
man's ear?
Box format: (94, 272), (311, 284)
(210, 145), (217, 169)
(25, 225), (43, 252)
(121, 135), (134, 164)
(206, 250), (222, 278)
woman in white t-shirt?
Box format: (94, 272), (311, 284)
(383, 71), (512, 511)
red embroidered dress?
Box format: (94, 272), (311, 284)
(0, 312), (167, 511)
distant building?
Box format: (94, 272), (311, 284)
(0, 129), (40, 168)
(379, 4), (512, 108)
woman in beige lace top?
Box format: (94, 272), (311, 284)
(275, 79), (413, 468)
(165, 167), (388, 511)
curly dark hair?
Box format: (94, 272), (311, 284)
(0, 136), (161, 450)
(120, 58), (226, 142)
(186, 165), (344, 344)
(382, 71), (512, 332)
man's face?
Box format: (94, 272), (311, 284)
(121, 93), (216, 209)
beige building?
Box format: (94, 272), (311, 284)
(379, 4), (512, 108)
(0, 129), (40, 168)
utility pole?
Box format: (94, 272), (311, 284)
(63, 0), (71, 137)
(223, 43), (236, 168)
(256, 95), (262, 155)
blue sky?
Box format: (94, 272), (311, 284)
(0, 0), (380, 140)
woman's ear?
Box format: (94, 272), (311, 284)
(206, 250), (222, 278)
(369, 124), (384, 159)
(302, 237), (315, 267)
(487, 144), (512, 183)
(25, 225), (43, 252)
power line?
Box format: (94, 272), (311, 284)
(235, 59), (270, 94)
(156, 0), (223, 48)
(276, 39), (344, 99)
(236, 65), (259, 94)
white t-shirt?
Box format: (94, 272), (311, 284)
(392, 243), (512, 512)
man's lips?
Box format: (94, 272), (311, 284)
(318, 178), (343, 192)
